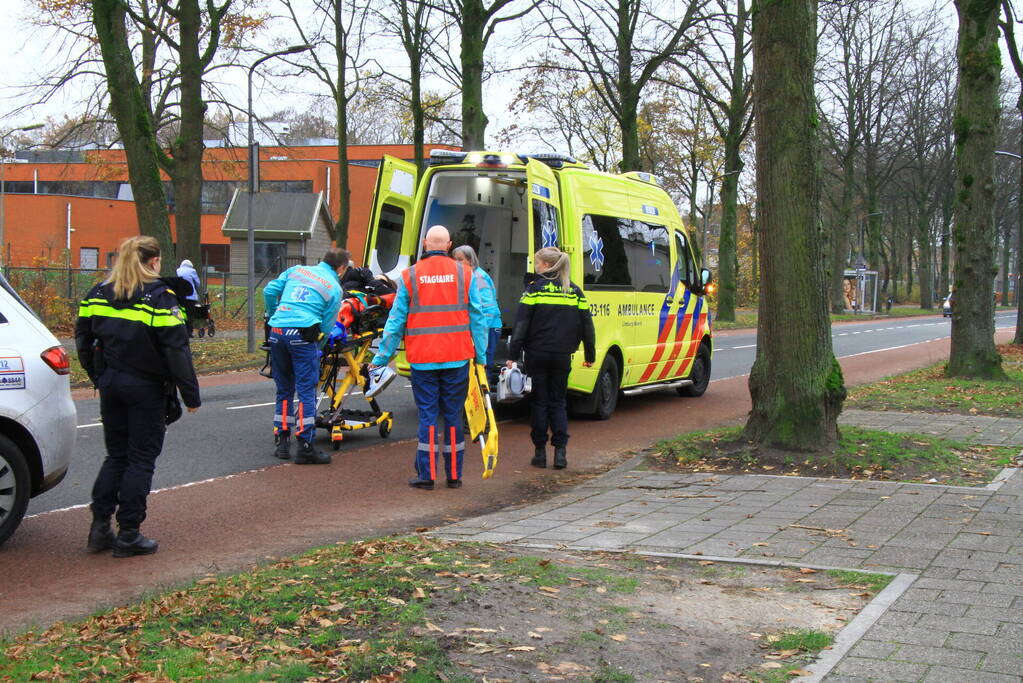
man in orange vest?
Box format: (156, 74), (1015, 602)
(370, 225), (489, 489)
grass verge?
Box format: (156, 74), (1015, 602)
(652, 425), (1018, 485)
(847, 344), (1023, 417)
(747, 629), (835, 683)
(69, 337), (264, 386)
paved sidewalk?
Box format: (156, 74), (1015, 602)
(437, 459), (1023, 681)
(841, 409), (1023, 447)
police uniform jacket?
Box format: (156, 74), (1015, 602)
(75, 280), (201, 408)
(508, 272), (596, 363)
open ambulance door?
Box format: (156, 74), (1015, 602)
(524, 158), (562, 270)
(364, 155), (418, 281)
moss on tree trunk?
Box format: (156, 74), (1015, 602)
(743, 0), (845, 453)
(948, 0), (1007, 379)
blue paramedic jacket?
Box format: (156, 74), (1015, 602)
(264, 262), (344, 336)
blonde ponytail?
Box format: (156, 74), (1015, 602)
(109, 236), (161, 300)
(535, 246), (571, 294)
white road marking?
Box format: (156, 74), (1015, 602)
(732, 344), (756, 349)
(76, 422), (102, 429)
(226, 402), (276, 410)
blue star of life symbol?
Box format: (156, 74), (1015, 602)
(541, 219), (558, 248)
(587, 230), (605, 270)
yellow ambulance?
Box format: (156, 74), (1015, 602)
(364, 150), (714, 419)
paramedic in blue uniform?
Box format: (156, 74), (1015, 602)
(453, 245), (503, 382)
(264, 249), (349, 464)
(75, 236), (201, 558)
(369, 225), (489, 490)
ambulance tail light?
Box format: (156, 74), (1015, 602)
(41, 345), (71, 375)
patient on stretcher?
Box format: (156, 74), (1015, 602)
(328, 271), (397, 345)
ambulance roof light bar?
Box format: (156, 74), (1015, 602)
(523, 152), (580, 169)
(622, 170), (661, 186)
(429, 149), (468, 165)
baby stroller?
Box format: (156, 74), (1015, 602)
(193, 291), (216, 338)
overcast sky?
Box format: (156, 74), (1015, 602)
(0, 0), (961, 142)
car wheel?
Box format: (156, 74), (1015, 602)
(678, 343), (711, 397)
(592, 356), (620, 420)
(0, 434), (31, 548)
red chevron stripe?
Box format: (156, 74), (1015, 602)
(638, 314), (676, 383)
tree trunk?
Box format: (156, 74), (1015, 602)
(716, 139), (742, 321)
(410, 46), (425, 172)
(744, 0), (844, 452)
(335, 0), (351, 248)
(916, 205), (933, 309)
(618, 92), (642, 172)
(948, 0), (1006, 378)
(460, 0), (487, 149)
(164, 0), (206, 268)
(91, 0), (174, 271)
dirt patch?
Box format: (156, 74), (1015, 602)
(419, 547), (876, 682)
(646, 428), (1019, 487)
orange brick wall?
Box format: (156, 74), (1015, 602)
(1, 143), (457, 268)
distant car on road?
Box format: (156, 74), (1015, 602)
(942, 294), (953, 318)
(0, 273), (77, 547)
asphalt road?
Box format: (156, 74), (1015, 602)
(28, 312), (1018, 517)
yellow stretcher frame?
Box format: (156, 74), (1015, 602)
(316, 328), (394, 449)
(465, 360), (499, 478)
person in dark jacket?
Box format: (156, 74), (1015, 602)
(75, 236), (201, 558)
(507, 246), (595, 470)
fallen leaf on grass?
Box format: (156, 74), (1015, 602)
(595, 586), (607, 593)
(385, 597), (406, 606)
(538, 586), (560, 594)
(609, 634), (628, 642)
(425, 622), (443, 632)
(464, 628), (497, 633)
(799, 568), (817, 574)
(698, 560), (715, 566)
(794, 579), (816, 583)
(788, 670), (813, 676)
(760, 661), (783, 669)
(508, 646), (536, 652)
(528, 632), (544, 639)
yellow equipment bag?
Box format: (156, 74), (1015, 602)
(464, 361), (499, 478)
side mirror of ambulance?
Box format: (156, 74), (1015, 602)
(699, 268), (714, 294)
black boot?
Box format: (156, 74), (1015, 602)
(294, 439), (331, 465)
(87, 514), (115, 553)
(274, 431), (291, 459)
(112, 528), (158, 558)
(553, 447), (567, 470)
(531, 446), (547, 468)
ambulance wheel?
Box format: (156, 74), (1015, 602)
(380, 420), (391, 438)
(678, 343), (711, 397)
(0, 435), (30, 547)
(593, 356), (620, 420)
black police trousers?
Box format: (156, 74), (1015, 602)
(91, 369), (167, 529)
(525, 350), (571, 448)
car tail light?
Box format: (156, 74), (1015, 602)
(41, 346), (71, 375)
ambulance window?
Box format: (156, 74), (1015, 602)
(582, 214), (633, 289)
(375, 204), (405, 273)
(675, 231), (696, 287)
(631, 222), (671, 293)
(532, 200), (560, 249)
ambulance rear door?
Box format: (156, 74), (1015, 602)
(525, 158), (563, 266)
(365, 155), (418, 281)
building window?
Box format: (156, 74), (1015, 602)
(79, 247), (99, 271)
(254, 241), (288, 275)
(200, 244), (230, 272)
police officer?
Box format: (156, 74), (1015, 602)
(75, 236), (201, 558)
(369, 225), (488, 490)
(264, 249), (349, 464)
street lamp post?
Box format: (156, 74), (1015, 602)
(246, 44), (313, 354)
(0, 123), (44, 266)
(700, 169), (741, 258)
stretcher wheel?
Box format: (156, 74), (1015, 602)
(380, 420), (391, 438)
(332, 440), (342, 451)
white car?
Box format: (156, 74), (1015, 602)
(942, 295), (953, 318)
(0, 273), (77, 546)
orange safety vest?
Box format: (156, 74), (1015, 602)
(402, 254), (474, 364)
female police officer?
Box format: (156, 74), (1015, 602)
(76, 236), (201, 557)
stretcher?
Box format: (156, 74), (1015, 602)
(315, 303), (393, 449)
(465, 360), (500, 478)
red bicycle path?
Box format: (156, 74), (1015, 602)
(0, 332), (1004, 633)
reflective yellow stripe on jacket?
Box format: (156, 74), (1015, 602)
(78, 299), (185, 328)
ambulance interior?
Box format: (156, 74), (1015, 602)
(419, 170), (530, 337)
